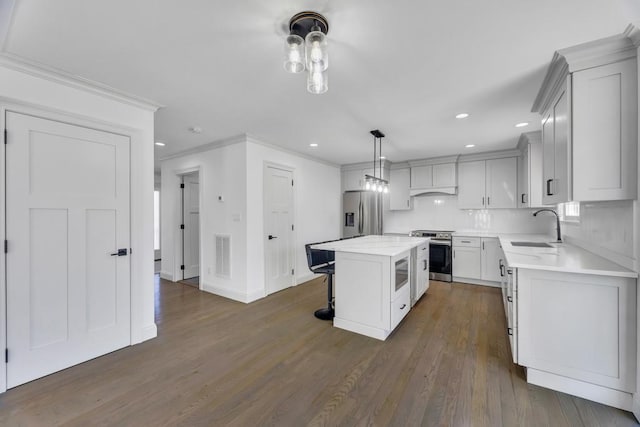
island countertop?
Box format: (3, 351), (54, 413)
(312, 235), (430, 257)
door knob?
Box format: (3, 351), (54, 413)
(110, 248), (128, 256)
(268, 235), (277, 240)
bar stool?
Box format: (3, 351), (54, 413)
(305, 242), (335, 320)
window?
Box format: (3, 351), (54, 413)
(558, 201), (580, 223)
(154, 190), (160, 250)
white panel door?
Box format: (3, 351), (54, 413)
(265, 166), (294, 295)
(182, 172), (199, 280)
(485, 157), (517, 208)
(457, 161), (486, 209)
(452, 247), (481, 279)
(6, 112), (130, 388)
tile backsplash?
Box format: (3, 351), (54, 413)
(384, 194), (554, 234)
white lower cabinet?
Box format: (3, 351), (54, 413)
(415, 243), (429, 301)
(506, 266), (637, 411)
(453, 236), (501, 286)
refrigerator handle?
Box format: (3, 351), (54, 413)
(358, 199), (364, 234)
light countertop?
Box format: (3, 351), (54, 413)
(499, 234), (637, 278)
(453, 230), (502, 238)
(312, 235), (429, 257)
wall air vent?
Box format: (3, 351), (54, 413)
(215, 234), (231, 279)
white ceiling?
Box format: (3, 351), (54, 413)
(2, 0), (639, 165)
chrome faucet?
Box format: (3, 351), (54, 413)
(533, 209), (562, 242)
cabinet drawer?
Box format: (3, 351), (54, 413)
(391, 285), (410, 330)
(417, 243), (429, 259)
(453, 236), (480, 247)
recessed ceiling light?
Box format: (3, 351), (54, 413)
(379, 156), (386, 160)
(465, 144), (475, 148)
(515, 122), (529, 128)
(154, 142), (165, 146)
(309, 143), (318, 147)
(456, 113), (470, 119)
(189, 126), (203, 134)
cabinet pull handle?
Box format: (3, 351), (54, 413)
(400, 304), (406, 310)
(482, 241), (484, 250)
(499, 261), (505, 277)
(482, 196), (485, 206)
(507, 327), (513, 336)
(546, 179), (553, 196)
(407, 200), (409, 207)
(487, 197), (490, 206)
(461, 240), (471, 243)
(521, 193), (526, 204)
(507, 296), (513, 302)
(453, 250), (456, 259)
(423, 260), (427, 271)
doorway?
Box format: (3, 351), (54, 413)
(5, 111), (131, 388)
(264, 164), (295, 295)
(181, 171), (200, 286)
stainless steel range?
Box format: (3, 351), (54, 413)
(410, 230), (453, 282)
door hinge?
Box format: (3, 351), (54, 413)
(180, 183), (185, 189)
(291, 269), (295, 275)
(5, 348), (7, 363)
(3, 240), (7, 253)
(291, 224), (294, 231)
(180, 224), (185, 230)
(180, 265), (185, 270)
(3, 129), (7, 145)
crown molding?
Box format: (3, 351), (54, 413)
(341, 159), (391, 172)
(157, 134), (247, 162)
(0, 52), (163, 111)
(407, 155), (460, 168)
(458, 149), (521, 163)
(517, 131), (542, 151)
(532, 25), (638, 114)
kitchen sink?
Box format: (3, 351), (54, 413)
(511, 241), (554, 248)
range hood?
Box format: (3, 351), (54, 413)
(409, 186), (457, 197)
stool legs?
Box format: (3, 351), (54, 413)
(314, 274), (334, 320)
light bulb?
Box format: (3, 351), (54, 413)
(307, 68), (328, 94)
(305, 31), (328, 71)
(283, 34), (305, 73)
(378, 184), (383, 193)
(383, 185), (389, 194)
(365, 180), (370, 190)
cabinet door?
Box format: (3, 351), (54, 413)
(433, 163), (456, 187)
(572, 58), (637, 201)
(457, 161), (486, 209)
(410, 165), (432, 188)
(518, 151), (528, 208)
(486, 157), (517, 208)
(416, 251), (429, 298)
(389, 168), (412, 210)
(552, 87), (570, 204)
(527, 141), (545, 208)
(452, 246), (481, 279)
(342, 169), (363, 192)
(541, 111), (555, 205)
(481, 238), (502, 282)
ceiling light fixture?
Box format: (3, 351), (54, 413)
(309, 143), (318, 147)
(189, 126), (203, 134)
(155, 142), (166, 146)
(515, 122), (529, 128)
(456, 113), (470, 119)
(284, 11), (329, 94)
(365, 130), (389, 194)
(465, 144), (475, 148)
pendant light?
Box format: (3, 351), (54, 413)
(283, 11), (329, 94)
(364, 130), (389, 193)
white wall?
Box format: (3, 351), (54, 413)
(160, 138), (249, 301)
(384, 194), (554, 234)
(0, 57), (158, 391)
(160, 135), (341, 303)
(246, 137), (341, 293)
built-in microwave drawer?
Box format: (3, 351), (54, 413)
(453, 236), (481, 247)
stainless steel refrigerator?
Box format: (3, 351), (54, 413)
(343, 191), (383, 238)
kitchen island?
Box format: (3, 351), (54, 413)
(312, 235), (429, 340)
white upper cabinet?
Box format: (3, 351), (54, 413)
(458, 157), (517, 209)
(389, 167), (412, 210)
(532, 31), (638, 203)
(408, 157), (458, 195)
(342, 164), (388, 192)
(517, 132), (544, 208)
(410, 165), (433, 188)
(572, 59), (637, 201)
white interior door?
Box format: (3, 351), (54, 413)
(182, 172), (199, 280)
(264, 166), (294, 295)
(5, 112), (131, 388)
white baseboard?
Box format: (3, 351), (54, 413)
(296, 272), (316, 285)
(159, 271), (174, 281)
(139, 324), (158, 342)
(453, 277), (500, 288)
(201, 281), (265, 304)
(246, 288), (266, 303)
(333, 317), (389, 341)
(527, 368), (633, 411)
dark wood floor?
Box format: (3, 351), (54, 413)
(0, 276), (637, 426)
